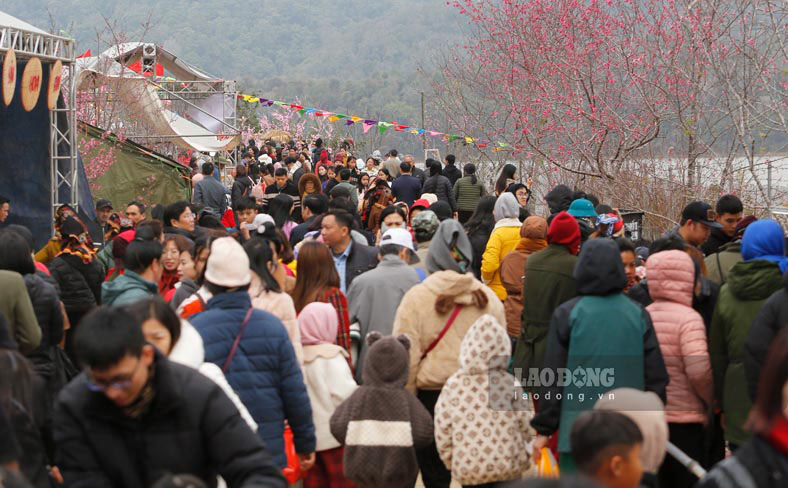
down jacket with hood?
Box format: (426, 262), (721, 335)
(499, 217), (548, 338)
(191, 291), (315, 469)
(646, 250), (713, 424)
(392, 220), (506, 393)
(421, 170), (457, 212)
(531, 239), (669, 454)
(710, 220), (786, 446)
(434, 314), (533, 485)
(481, 193), (524, 300)
(330, 333), (433, 488)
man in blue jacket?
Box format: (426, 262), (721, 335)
(191, 237), (316, 471)
(391, 161), (423, 208)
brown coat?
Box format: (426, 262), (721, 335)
(499, 217), (548, 338)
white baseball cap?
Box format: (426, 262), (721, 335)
(380, 228), (420, 264)
(247, 213), (275, 233)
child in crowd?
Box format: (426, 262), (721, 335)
(298, 302), (358, 487)
(330, 333), (433, 488)
(434, 314), (534, 487)
(570, 410), (644, 488)
(234, 196), (259, 241)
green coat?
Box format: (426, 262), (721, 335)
(452, 176), (488, 212)
(513, 244), (577, 376)
(101, 270), (158, 307)
(710, 259), (783, 446)
(0, 270), (41, 353)
(704, 240), (742, 285)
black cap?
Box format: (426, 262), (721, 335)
(681, 201), (722, 228)
(96, 199), (113, 210)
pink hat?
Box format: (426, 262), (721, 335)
(298, 302), (339, 346)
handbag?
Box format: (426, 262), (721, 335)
(281, 426), (303, 484)
(420, 305), (463, 361)
(221, 308), (254, 374)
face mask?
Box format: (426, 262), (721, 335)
(380, 223), (390, 236)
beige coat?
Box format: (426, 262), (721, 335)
(392, 270), (505, 393)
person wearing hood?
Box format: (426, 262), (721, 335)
(298, 302), (358, 488)
(512, 212), (580, 380)
(421, 159), (458, 213)
(330, 333), (433, 488)
(594, 389), (669, 488)
(481, 193), (524, 301)
(545, 184), (573, 225)
(392, 219), (505, 487)
(499, 216), (548, 340)
(531, 238), (668, 474)
(710, 219), (787, 450)
(745, 269), (788, 401)
(411, 210), (440, 277)
(645, 250), (713, 487)
(567, 198), (597, 244)
(701, 195), (744, 256)
(102, 226), (162, 307)
(434, 314), (534, 486)
(347, 228), (421, 382)
(705, 215), (757, 285)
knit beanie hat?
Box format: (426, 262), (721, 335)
(493, 193), (520, 222)
(426, 219), (473, 274)
(298, 302), (339, 346)
(547, 211), (581, 256)
(204, 237), (251, 287)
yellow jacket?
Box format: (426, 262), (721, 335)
(481, 219), (523, 300)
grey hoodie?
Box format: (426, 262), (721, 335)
(426, 220), (474, 274)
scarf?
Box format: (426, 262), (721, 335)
(121, 365), (156, 419)
(57, 240), (96, 264)
(158, 270), (180, 296)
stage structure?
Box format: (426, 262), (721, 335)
(0, 11), (79, 235)
(72, 43), (240, 163)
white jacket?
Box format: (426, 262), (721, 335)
(169, 321), (258, 432)
(302, 345), (358, 451)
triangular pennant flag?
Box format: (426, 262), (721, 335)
(328, 116), (340, 122)
(429, 131), (443, 137)
(477, 143), (489, 149)
(409, 129), (420, 135)
(305, 108), (317, 114)
(465, 137), (474, 144)
(298, 109), (307, 115)
(265, 101), (274, 106)
(315, 112), (324, 116)
(345, 120), (356, 126)
(449, 134), (460, 142)
(379, 124), (389, 135)
(273, 101), (286, 106)
(364, 120), (377, 125)
(362, 122), (375, 133)
(249, 97), (260, 103)
(335, 114), (347, 119)
(351, 116), (363, 123)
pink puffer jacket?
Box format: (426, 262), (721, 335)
(646, 250), (713, 423)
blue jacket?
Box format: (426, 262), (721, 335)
(391, 174), (423, 207)
(191, 291), (315, 468)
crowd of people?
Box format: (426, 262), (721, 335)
(0, 136), (787, 488)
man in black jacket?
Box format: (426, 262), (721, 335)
(53, 306), (286, 488)
(263, 168), (301, 221)
(290, 194), (329, 247)
(701, 194), (743, 256)
(442, 154), (462, 187)
(321, 209), (378, 294)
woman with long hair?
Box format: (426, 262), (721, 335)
(176, 233), (223, 319)
(267, 193), (297, 240)
(0, 341), (52, 488)
(421, 159), (457, 213)
(291, 241), (352, 366)
(244, 236), (302, 365)
(454, 163), (488, 224)
(317, 164), (328, 184)
(494, 163), (518, 196)
(464, 195), (498, 280)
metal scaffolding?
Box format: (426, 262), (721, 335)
(1, 21), (77, 225)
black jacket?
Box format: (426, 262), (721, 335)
(23, 274), (63, 352)
(231, 176), (254, 209)
(412, 167), (426, 187)
(421, 174), (457, 212)
(442, 164), (462, 187)
(48, 254), (103, 316)
(701, 226), (733, 257)
(696, 435), (788, 488)
(289, 216), (318, 247)
(53, 352), (287, 488)
(545, 184), (573, 224)
(467, 224), (494, 280)
(264, 180), (301, 221)
(344, 241), (379, 291)
(745, 273), (788, 400)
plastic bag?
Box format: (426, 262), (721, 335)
(282, 426), (303, 485)
(537, 447), (560, 478)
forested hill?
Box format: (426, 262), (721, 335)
(4, 0), (466, 128)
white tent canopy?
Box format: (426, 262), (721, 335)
(73, 43), (238, 153)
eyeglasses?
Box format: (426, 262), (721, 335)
(86, 358), (144, 393)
